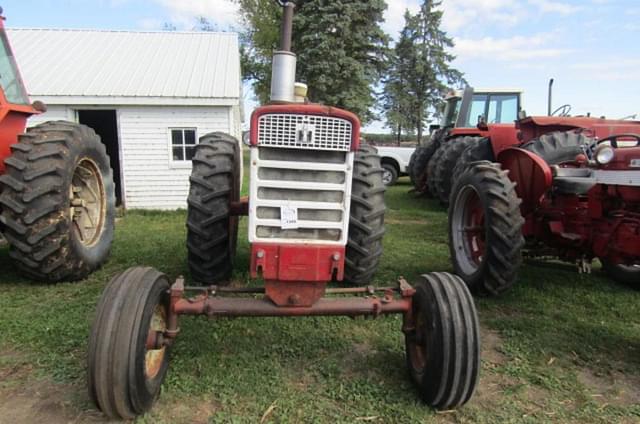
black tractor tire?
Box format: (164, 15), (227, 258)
(382, 162), (399, 186)
(186, 132), (241, 285)
(601, 260), (640, 288)
(88, 267), (171, 420)
(433, 137), (481, 205)
(405, 272), (480, 409)
(412, 137), (442, 193)
(448, 161), (524, 296)
(408, 149), (418, 185)
(426, 143), (448, 198)
(451, 137), (493, 187)
(344, 144), (386, 284)
(0, 120), (115, 282)
(520, 131), (591, 165)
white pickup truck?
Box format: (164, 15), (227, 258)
(373, 145), (416, 185)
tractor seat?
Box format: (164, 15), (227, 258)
(552, 167), (596, 195)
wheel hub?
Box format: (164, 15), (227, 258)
(452, 185), (486, 275)
(145, 304), (167, 379)
(69, 158), (106, 247)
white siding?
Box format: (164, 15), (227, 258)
(118, 105), (234, 210)
(27, 105), (74, 126)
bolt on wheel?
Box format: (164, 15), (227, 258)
(450, 185), (485, 275)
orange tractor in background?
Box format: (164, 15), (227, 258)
(0, 7), (115, 281)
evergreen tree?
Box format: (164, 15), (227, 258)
(236, 0), (389, 123)
(384, 1), (464, 143)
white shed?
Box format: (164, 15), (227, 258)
(8, 28), (243, 209)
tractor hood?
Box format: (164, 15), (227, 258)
(518, 116), (640, 144)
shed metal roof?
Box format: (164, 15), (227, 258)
(7, 28), (241, 105)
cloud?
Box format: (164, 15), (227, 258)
(153, 0), (240, 29)
(569, 59), (640, 81)
(453, 33), (573, 62)
(532, 0), (581, 14)
(383, 0), (420, 37)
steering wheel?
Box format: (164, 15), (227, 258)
(551, 104), (572, 117)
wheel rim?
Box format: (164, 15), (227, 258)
(69, 158), (106, 247)
(145, 304), (167, 379)
(408, 308), (427, 374)
(451, 185), (486, 275)
(382, 168), (393, 185)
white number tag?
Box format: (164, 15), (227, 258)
(280, 204), (298, 229)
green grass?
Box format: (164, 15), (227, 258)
(0, 178), (639, 423)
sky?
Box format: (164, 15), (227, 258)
(3, 0), (639, 132)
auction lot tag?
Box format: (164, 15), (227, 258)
(281, 204), (298, 229)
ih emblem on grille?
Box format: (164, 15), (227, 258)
(295, 120), (316, 144)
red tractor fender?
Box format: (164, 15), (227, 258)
(483, 124), (520, 156)
(497, 147), (553, 216)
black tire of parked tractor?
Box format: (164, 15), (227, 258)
(426, 143), (448, 198)
(448, 161), (525, 296)
(520, 131), (591, 165)
(88, 267), (171, 420)
(382, 162), (399, 186)
(405, 272), (480, 409)
(451, 137), (493, 187)
(344, 144), (386, 285)
(412, 136), (442, 193)
(0, 120), (115, 282)
(433, 137), (481, 205)
(186, 132), (240, 285)
(601, 260), (640, 288)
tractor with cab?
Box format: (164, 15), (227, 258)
(0, 6), (115, 282)
(87, 1), (481, 419)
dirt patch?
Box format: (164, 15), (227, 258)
(149, 395), (222, 424)
(577, 368), (640, 407)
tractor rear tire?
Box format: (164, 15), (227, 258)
(448, 161), (524, 296)
(405, 272), (480, 409)
(88, 267), (171, 420)
(408, 149), (418, 185)
(451, 137), (492, 187)
(433, 137), (480, 205)
(186, 132), (241, 284)
(521, 131), (591, 164)
(601, 260), (640, 288)
(0, 120), (115, 282)
(426, 143), (447, 198)
(412, 137), (442, 193)
(344, 145), (386, 284)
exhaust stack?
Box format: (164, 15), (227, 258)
(547, 78), (554, 116)
(270, 2), (297, 103)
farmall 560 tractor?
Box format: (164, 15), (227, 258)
(448, 115), (640, 295)
(87, 2), (481, 420)
(0, 7), (115, 281)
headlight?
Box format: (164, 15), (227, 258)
(595, 145), (615, 165)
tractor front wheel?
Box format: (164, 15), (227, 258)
(88, 267), (171, 420)
(186, 132), (241, 284)
(0, 121), (115, 281)
(405, 272), (480, 409)
(449, 161), (524, 295)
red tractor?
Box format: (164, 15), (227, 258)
(86, 2), (481, 420)
(448, 115), (640, 295)
(409, 86), (522, 203)
(0, 7), (115, 281)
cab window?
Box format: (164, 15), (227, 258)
(0, 31), (29, 105)
(487, 94), (518, 124)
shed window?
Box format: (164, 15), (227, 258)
(171, 128), (197, 161)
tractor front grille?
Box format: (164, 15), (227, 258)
(257, 113), (352, 151)
(249, 141), (354, 245)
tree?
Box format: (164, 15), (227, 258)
(384, 1), (464, 143)
(236, 0), (389, 123)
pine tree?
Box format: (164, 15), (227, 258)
(236, 0), (389, 124)
(384, 1), (464, 143)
